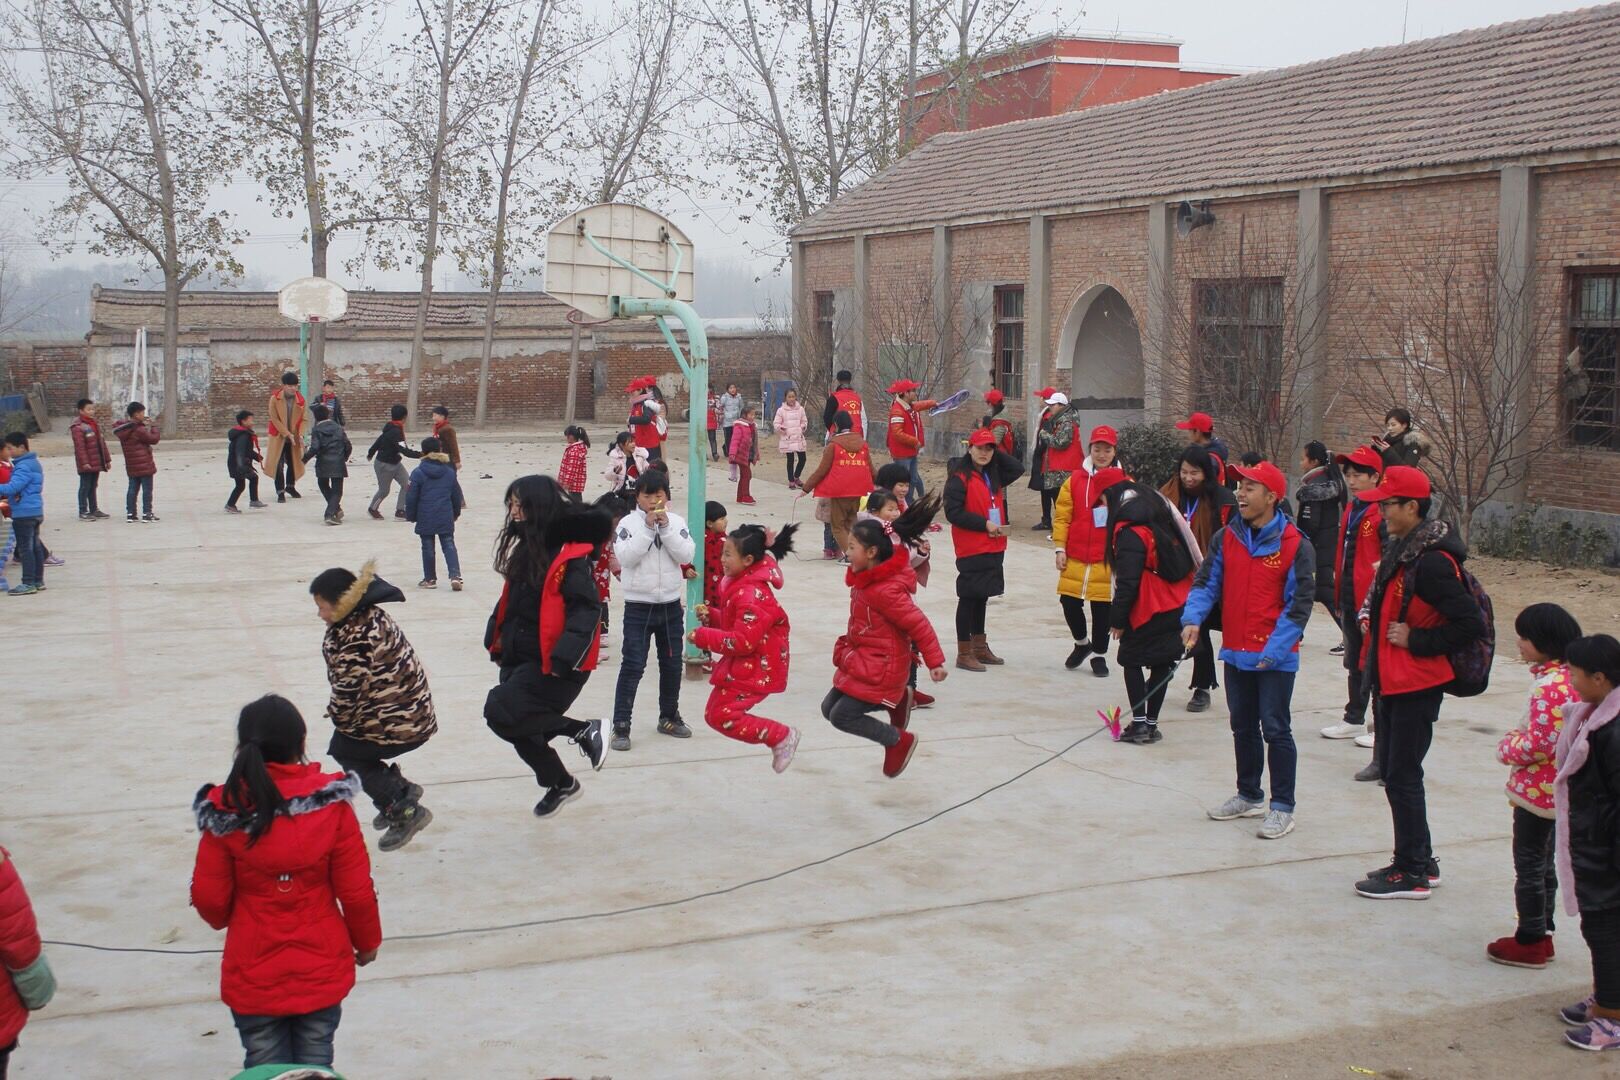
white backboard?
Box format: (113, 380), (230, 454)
(543, 204), (694, 321)
(278, 276), (349, 323)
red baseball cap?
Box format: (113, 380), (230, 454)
(1088, 424), (1118, 446)
(1358, 464), (1431, 502)
(967, 428), (997, 447)
(983, 389), (1005, 406)
(887, 379), (920, 395)
(1230, 460), (1286, 499)
(1176, 411), (1214, 433)
(1034, 386), (1057, 399)
(1335, 445), (1383, 472)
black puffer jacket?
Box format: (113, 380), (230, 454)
(1295, 464), (1344, 606)
(1565, 702), (1620, 914)
(302, 419), (352, 479)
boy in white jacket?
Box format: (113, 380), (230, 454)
(610, 468), (696, 750)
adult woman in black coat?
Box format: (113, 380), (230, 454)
(944, 429), (1026, 670)
(1027, 393), (1063, 530)
(1106, 483), (1197, 744)
(1294, 440), (1346, 626)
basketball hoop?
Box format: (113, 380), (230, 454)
(277, 276), (349, 392)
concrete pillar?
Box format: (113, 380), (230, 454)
(1027, 212), (1051, 466)
(1496, 165), (1537, 507)
(1294, 186), (1330, 479)
(852, 231), (869, 404)
(1144, 202), (1173, 424)
(932, 225), (950, 364)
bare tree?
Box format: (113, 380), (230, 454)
(0, 0), (243, 435)
(210, 0), (394, 383)
(1346, 245), (1565, 539)
(867, 271), (990, 398)
(1140, 213), (1339, 467)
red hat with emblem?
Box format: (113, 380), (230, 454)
(886, 379), (920, 395)
(1334, 445), (1383, 472)
(967, 428), (997, 447)
(1088, 425), (1118, 446)
(1358, 464), (1431, 502)
(1230, 460), (1287, 499)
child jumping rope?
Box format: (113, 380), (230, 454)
(689, 523), (801, 772)
(824, 517), (948, 778)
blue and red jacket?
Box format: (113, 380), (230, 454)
(1182, 512), (1315, 672)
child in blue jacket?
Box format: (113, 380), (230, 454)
(405, 436), (465, 591)
(0, 432), (47, 595)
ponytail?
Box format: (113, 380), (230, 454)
(889, 491), (941, 548)
(221, 694), (307, 846)
(728, 522), (800, 564)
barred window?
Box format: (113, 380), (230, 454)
(814, 291), (835, 374)
(994, 285), (1025, 398)
(1193, 278), (1283, 423)
(1568, 271), (1620, 450)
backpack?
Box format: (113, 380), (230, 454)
(1399, 551), (1495, 697)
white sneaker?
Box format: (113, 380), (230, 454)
(1355, 731), (1376, 749)
(1320, 721), (1365, 740)
(1257, 809), (1295, 839)
(771, 728), (800, 773)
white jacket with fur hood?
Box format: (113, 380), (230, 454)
(613, 505), (696, 604)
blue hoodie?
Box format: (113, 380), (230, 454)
(405, 453), (464, 536)
(1182, 510), (1315, 673)
(0, 452), (45, 518)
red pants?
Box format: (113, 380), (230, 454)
(735, 462), (753, 502)
(705, 686), (789, 746)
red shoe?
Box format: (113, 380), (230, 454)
(738, 497), (757, 505)
(883, 730), (918, 777)
(887, 690), (913, 732)
(910, 689), (935, 709)
(1486, 934), (1553, 969)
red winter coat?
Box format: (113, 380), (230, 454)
(0, 848), (43, 1047)
(70, 416), (112, 473)
(113, 418), (161, 477)
(191, 762), (382, 1017)
(692, 555), (791, 693)
(833, 548), (946, 706)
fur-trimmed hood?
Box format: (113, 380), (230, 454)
(193, 764), (361, 836)
(548, 503), (613, 552)
(1375, 516), (1467, 589)
(329, 560), (407, 623)
(422, 451), (451, 464)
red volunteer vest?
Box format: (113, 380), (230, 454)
(630, 403), (662, 450)
(1334, 501), (1382, 614)
(1115, 523), (1194, 630)
(814, 442), (873, 498)
(951, 469), (1008, 558)
(1044, 422), (1084, 473)
(487, 542), (601, 675)
(1063, 466), (1127, 564)
(1219, 521), (1304, 654)
(831, 388), (864, 434)
(887, 401), (925, 458)
(1370, 552), (1459, 695)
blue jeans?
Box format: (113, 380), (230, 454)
(897, 454), (925, 500)
(126, 474), (153, 517)
(232, 1003), (341, 1067)
(612, 600), (684, 731)
(1223, 664), (1297, 812)
(10, 517), (42, 587)
(420, 531), (461, 581)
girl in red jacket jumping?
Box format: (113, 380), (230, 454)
(0, 844), (53, 1078)
(824, 517), (949, 778)
(690, 523), (801, 772)
(191, 694), (382, 1071)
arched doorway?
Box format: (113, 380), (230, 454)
(1056, 284), (1144, 434)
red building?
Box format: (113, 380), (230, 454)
(908, 32), (1236, 142)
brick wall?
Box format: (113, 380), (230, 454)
(0, 341), (88, 414)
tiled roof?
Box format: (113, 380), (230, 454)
(795, 4), (1620, 237)
(90, 287), (573, 332)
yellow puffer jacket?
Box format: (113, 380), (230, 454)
(1053, 474), (1113, 601)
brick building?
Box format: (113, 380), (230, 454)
(792, 5), (1620, 542)
(85, 286), (785, 436)
(907, 32), (1235, 142)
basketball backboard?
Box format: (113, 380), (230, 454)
(543, 203), (694, 321)
(278, 276), (349, 323)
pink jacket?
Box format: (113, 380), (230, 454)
(728, 420), (758, 464)
(1497, 661), (1575, 818)
(773, 402), (809, 453)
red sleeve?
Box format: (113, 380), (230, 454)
(327, 805), (382, 952)
(695, 590), (773, 656)
(189, 832), (236, 931)
(0, 853), (42, 972)
(885, 586), (946, 670)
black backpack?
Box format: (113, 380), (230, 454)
(1398, 551), (1495, 697)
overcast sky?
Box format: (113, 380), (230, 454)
(0, 0), (1589, 317)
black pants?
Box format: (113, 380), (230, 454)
(1341, 624), (1369, 725)
(955, 596), (988, 642)
(485, 663), (589, 789)
(1375, 687), (1442, 876)
(1583, 906), (1620, 1010)
(0, 1039), (12, 1079)
(1059, 595), (1111, 654)
(1039, 488), (1055, 524)
(785, 451), (806, 483)
(328, 732), (425, 815)
(227, 473), (260, 508)
(317, 475), (344, 519)
(274, 445), (297, 494)
(821, 688), (900, 748)
(77, 472), (100, 515)
(1188, 626), (1218, 691)
(707, 429), (719, 459)
(1511, 807), (1558, 941)
(1124, 663), (1174, 723)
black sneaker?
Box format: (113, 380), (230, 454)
(1355, 866), (1431, 900)
(1354, 759), (1382, 782)
(277, 493), (287, 503)
(610, 727), (631, 752)
(126, 513), (139, 522)
(1064, 643), (1091, 670)
(378, 804), (433, 851)
(1145, 724), (1163, 743)
(1365, 857), (1441, 888)
(78, 512), (94, 521)
(373, 783), (425, 830)
(287, 487), (302, 499)
(573, 719), (606, 771)
(1119, 719), (1151, 744)
(658, 716), (693, 739)
(1187, 689), (1211, 713)
(1090, 656), (1109, 678)
(533, 778), (582, 818)
(142, 513), (160, 522)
